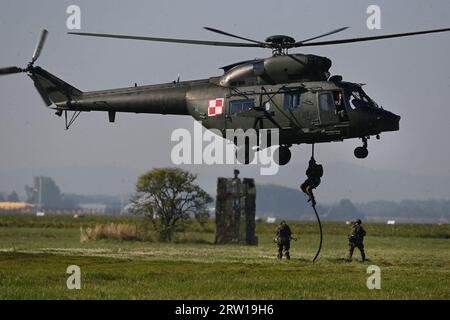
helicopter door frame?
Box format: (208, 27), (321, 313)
(332, 90), (349, 122)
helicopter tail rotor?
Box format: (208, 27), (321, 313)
(0, 29), (48, 77)
(1, 29), (82, 107)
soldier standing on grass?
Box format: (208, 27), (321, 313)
(347, 219), (366, 262)
(276, 220), (292, 260)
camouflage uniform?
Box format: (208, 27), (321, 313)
(276, 221), (292, 260)
(347, 219), (366, 261)
(300, 158), (323, 206)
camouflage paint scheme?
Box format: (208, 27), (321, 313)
(28, 53), (400, 154)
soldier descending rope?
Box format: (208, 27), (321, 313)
(300, 157), (323, 207)
(300, 144), (323, 207)
(300, 144), (324, 262)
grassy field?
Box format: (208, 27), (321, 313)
(0, 214), (448, 299)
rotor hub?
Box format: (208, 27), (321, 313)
(265, 35), (295, 44)
(265, 35), (295, 55)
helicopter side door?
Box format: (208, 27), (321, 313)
(297, 91), (319, 127)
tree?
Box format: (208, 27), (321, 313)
(131, 168), (212, 242)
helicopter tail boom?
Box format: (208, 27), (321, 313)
(65, 84), (189, 115)
(27, 66), (190, 116)
(28, 66), (82, 106)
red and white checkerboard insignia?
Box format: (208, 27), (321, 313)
(208, 98), (224, 117)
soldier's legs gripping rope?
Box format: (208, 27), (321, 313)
(300, 178), (320, 206)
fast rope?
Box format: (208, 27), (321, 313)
(312, 204), (323, 263)
(310, 144), (323, 263)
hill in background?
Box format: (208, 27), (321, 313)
(255, 184), (449, 224)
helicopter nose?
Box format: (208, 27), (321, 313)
(392, 114), (401, 130)
(378, 110), (400, 132)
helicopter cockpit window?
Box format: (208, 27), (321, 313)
(229, 99), (255, 114)
(345, 87), (379, 110)
(283, 93), (301, 108)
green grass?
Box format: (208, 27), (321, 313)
(0, 214), (448, 299)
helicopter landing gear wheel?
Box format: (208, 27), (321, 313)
(275, 146), (291, 166)
(354, 146), (369, 159)
(354, 137), (369, 159)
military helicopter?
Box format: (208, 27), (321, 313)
(2, 26), (450, 165)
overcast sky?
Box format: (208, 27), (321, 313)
(1, 0), (450, 202)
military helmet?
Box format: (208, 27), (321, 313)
(355, 219), (362, 224)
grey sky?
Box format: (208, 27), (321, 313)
(1, 0), (450, 203)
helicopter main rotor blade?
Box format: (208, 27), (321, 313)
(203, 27), (267, 46)
(295, 26), (349, 45)
(68, 32), (262, 48)
(0, 66), (23, 76)
(295, 27), (450, 47)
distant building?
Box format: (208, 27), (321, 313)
(0, 202), (34, 211)
(79, 203), (107, 214)
(25, 176), (63, 209)
(266, 217), (276, 224)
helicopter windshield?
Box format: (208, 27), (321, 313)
(344, 86), (379, 110)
